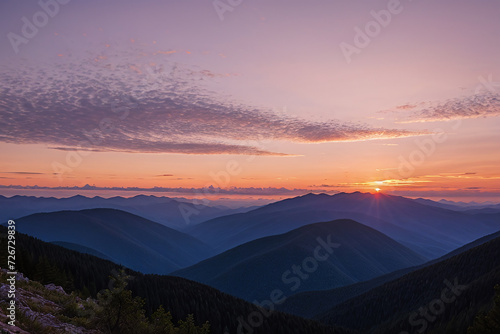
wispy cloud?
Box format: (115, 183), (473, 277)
(395, 92), (500, 123)
(0, 49), (425, 156)
(1, 172), (45, 175)
(417, 173), (500, 180)
(390, 189), (500, 199)
(395, 104), (418, 110)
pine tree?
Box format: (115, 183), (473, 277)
(150, 305), (175, 334)
(468, 285), (500, 334)
(33, 256), (48, 282)
(92, 269), (149, 334)
(177, 314), (210, 334)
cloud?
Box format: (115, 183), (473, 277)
(417, 173), (499, 180)
(0, 49), (425, 155)
(1, 172), (45, 175)
(395, 104), (417, 110)
(0, 184), (336, 196)
(194, 69), (239, 78)
(397, 92), (500, 123)
(153, 175), (193, 180)
(308, 184), (338, 188)
(389, 189), (500, 199)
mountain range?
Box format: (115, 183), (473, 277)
(186, 192), (500, 259)
(1, 191), (500, 333)
(13, 208), (214, 274)
(318, 230), (500, 333)
(277, 229), (500, 319)
(0, 226), (353, 334)
(0, 194), (256, 229)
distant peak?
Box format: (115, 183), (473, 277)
(301, 192), (331, 198)
(133, 194), (151, 198)
(69, 194), (87, 199)
(334, 191), (370, 197)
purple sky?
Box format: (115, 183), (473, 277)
(1, 0), (499, 202)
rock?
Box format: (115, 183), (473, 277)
(15, 272), (29, 282)
(0, 269), (99, 334)
(44, 283), (67, 295)
(0, 317), (31, 334)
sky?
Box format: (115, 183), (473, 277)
(0, 0), (499, 202)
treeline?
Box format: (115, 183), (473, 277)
(91, 269), (210, 333)
(0, 227), (352, 333)
(318, 235), (500, 333)
(468, 284), (500, 334)
(1, 230), (118, 296)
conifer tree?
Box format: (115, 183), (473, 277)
(468, 285), (500, 334)
(93, 269), (149, 334)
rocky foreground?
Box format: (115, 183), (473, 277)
(0, 268), (97, 334)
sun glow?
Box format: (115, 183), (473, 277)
(375, 188), (381, 192)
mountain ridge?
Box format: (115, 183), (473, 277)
(187, 192), (500, 259)
(277, 229), (500, 318)
(13, 208), (214, 274)
(173, 218), (426, 302)
(0, 194), (256, 229)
